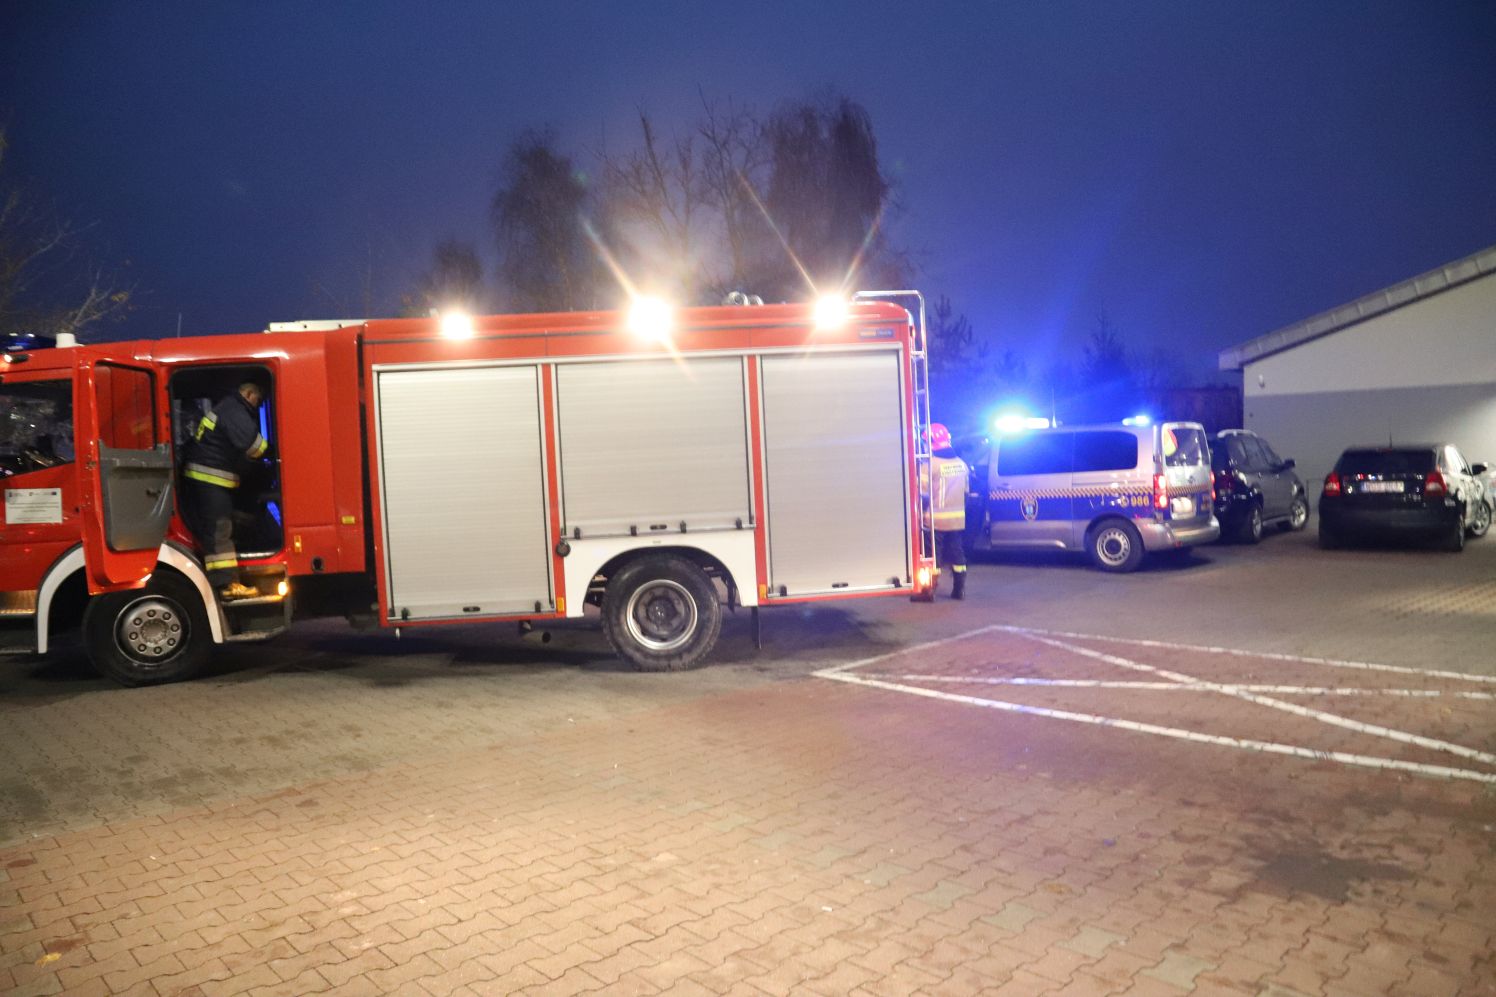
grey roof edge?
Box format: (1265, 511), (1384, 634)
(1218, 243), (1496, 370)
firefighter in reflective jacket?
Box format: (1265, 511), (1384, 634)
(922, 423), (970, 599)
(181, 382), (268, 599)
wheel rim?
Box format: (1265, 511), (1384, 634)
(1474, 502), (1491, 535)
(624, 580), (698, 652)
(1250, 508), (1262, 539)
(1290, 499), (1308, 529)
(114, 596), (188, 667)
(1094, 527), (1133, 567)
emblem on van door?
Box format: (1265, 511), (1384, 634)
(1021, 496), (1039, 521)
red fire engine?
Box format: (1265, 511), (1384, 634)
(1, 294), (935, 684)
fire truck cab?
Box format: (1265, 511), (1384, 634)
(1, 296), (934, 684)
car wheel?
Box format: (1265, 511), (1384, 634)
(1467, 499), (1491, 539)
(1237, 504), (1263, 544)
(1285, 495), (1309, 532)
(83, 573), (211, 686)
(1087, 520), (1145, 573)
(1443, 514), (1466, 552)
(602, 554), (722, 671)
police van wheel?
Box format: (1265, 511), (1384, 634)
(1087, 520), (1144, 573)
(83, 573), (211, 686)
(603, 555), (722, 672)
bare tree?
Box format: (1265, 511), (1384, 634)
(1080, 311), (1129, 382)
(695, 94), (771, 297)
(0, 126), (132, 339)
(490, 130), (600, 312)
(598, 112), (704, 301)
(401, 239), (485, 317)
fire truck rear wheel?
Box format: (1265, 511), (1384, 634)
(83, 573), (211, 686)
(603, 555), (722, 672)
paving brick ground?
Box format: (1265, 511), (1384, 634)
(3, 529), (1495, 995)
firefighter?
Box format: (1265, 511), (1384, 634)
(924, 423), (970, 599)
(181, 382), (269, 600)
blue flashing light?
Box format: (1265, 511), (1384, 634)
(994, 413), (1052, 434)
(1122, 414), (1151, 426)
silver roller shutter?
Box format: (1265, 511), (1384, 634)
(762, 351), (910, 595)
(556, 357), (751, 537)
(376, 366), (552, 620)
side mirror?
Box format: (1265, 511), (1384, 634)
(1472, 462), (1487, 476)
(1280, 458), (1295, 470)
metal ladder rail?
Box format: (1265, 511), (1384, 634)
(854, 290), (935, 564)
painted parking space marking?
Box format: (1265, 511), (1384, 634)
(814, 624), (1496, 785)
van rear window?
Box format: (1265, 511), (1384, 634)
(1162, 426), (1208, 467)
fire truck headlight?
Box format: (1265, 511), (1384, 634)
(814, 295), (849, 330)
(628, 296), (673, 342)
(440, 312), (474, 340)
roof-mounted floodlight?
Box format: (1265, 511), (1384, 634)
(628, 296), (673, 342)
(440, 312), (474, 340)
(814, 295), (850, 330)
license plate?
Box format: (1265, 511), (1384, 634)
(1361, 481), (1404, 493)
(1170, 496), (1194, 517)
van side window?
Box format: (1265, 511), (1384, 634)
(997, 432), (1073, 476)
(1073, 431), (1137, 473)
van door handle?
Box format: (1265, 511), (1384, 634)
(994, 483), (1012, 491)
(145, 487), (162, 497)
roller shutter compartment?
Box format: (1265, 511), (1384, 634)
(375, 366), (552, 620)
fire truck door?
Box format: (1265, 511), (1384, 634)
(76, 357), (175, 592)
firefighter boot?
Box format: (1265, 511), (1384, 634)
(220, 582), (259, 601)
(951, 569), (966, 600)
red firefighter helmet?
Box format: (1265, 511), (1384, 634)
(927, 423), (952, 451)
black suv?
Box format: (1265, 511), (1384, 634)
(1319, 444), (1491, 552)
(1211, 430), (1309, 543)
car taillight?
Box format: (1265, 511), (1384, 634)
(1323, 472), (1342, 497)
(1213, 470), (1232, 496)
(1425, 470), (1446, 497)
(1154, 472), (1168, 510)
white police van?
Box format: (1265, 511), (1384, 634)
(968, 420), (1220, 571)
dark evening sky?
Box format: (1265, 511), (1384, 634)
(3, 1), (1494, 381)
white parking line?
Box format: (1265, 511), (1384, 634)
(813, 625), (1496, 784)
(853, 675), (1496, 699)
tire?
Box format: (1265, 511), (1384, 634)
(602, 555), (722, 671)
(83, 572), (211, 686)
(1285, 495), (1309, 532)
(1467, 500), (1491, 539)
(1443, 513), (1466, 553)
(1087, 520), (1145, 573)
(1236, 504), (1264, 544)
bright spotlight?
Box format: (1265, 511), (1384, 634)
(1122, 414), (1151, 426)
(628, 296), (673, 341)
(813, 296), (850, 330)
(440, 312), (474, 340)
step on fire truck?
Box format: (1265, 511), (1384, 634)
(1, 293), (936, 685)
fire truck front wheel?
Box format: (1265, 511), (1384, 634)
(603, 555), (722, 671)
(83, 573), (211, 686)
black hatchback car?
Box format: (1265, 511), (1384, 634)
(1211, 430), (1309, 543)
(1319, 444), (1491, 552)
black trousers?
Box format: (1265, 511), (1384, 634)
(183, 478), (239, 586)
(936, 529), (966, 584)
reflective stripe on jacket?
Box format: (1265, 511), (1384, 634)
(921, 453), (969, 532)
(182, 394), (265, 489)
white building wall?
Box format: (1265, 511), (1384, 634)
(1241, 272), (1496, 491)
(1244, 271), (1496, 397)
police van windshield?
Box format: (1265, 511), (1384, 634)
(1162, 426), (1208, 467)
